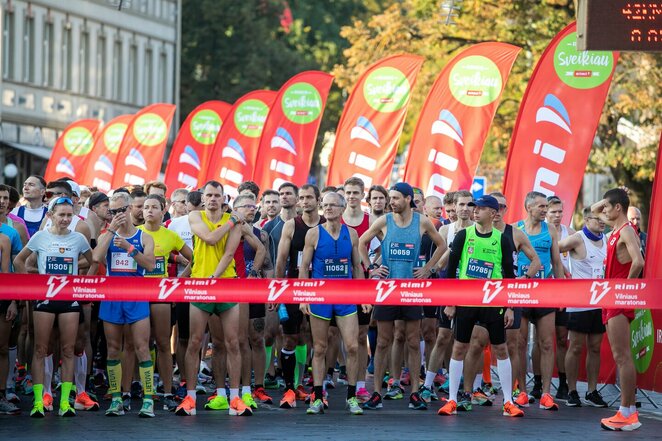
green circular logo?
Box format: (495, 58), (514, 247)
(449, 56), (503, 107)
(132, 113), (168, 147)
(630, 309), (654, 374)
(104, 123), (128, 154)
(554, 33), (614, 89)
(63, 127), (94, 156)
(281, 82), (323, 124)
(363, 67), (411, 113)
(190, 109), (222, 145)
(234, 99), (269, 138)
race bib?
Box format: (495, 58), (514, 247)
(389, 242), (415, 262)
(592, 266), (604, 279)
(520, 264), (545, 279)
(145, 256), (166, 276)
(466, 258), (494, 279)
(323, 258), (349, 278)
(46, 256), (74, 275)
(111, 252), (137, 273)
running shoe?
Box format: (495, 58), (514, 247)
(229, 396), (253, 416)
(122, 393), (131, 411)
(242, 392), (258, 410)
(539, 393), (559, 411)
(438, 399), (457, 416)
(585, 390), (608, 408)
(195, 381), (206, 395)
(138, 399), (155, 418)
(356, 387), (371, 403)
(362, 392), (383, 410)
(253, 387), (273, 404)
(43, 392), (54, 412)
(5, 388), (19, 404)
(418, 385), (438, 403)
(384, 384), (404, 400)
(307, 398), (325, 415)
(565, 390), (581, 407)
(434, 373), (446, 387)
(400, 369), (411, 386)
(30, 402), (45, 418)
(408, 392), (427, 410)
(295, 385), (309, 401)
(457, 391), (473, 411)
(530, 382), (542, 400)
(471, 388), (493, 406)
(204, 394), (229, 410)
(323, 374), (335, 390)
(503, 401), (524, 417)
(175, 382), (187, 401)
(438, 377), (450, 394)
(601, 411), (641, 431)
(0, 397), (20, 415)
(337, 372), (349, 386)
(176, 395), (197, 416)
(105, 398), (125, 416)
(75, 392), (100, 411)
(483, 382), (498, 400)
(514, 391), (530, 408)
(279, 389), (296, 409)
(346, 396), (363, 415)
(21, 377), (34, 395)
(555, 382), (569, 401)
(264, 374), (279, 390)
(162, 395), (178, 412)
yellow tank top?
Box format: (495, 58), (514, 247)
(137, 225), (185, 278)
(191, 211), (236, 278)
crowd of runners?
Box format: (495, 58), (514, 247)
(0, 174), (649, 431)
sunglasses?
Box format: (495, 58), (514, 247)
(46, 190), (70, 199)
(51, 197), (74, 207)
(109, 205), (129, 216)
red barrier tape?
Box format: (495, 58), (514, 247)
(0, 274), (660, 309)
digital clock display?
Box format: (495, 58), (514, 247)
(577, 1), (662, 51)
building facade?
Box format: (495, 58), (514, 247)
(0, 0), (181, 187)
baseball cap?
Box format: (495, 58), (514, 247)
(88, 191), (109, 208)
(468, 195), (499, 211)
(390, 182), (417, 208)
(67, 180), (81, 197)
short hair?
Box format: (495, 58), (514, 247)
(323, 191), (347, 208)
(27, 175), (47, 189)
(110, 192), (132, 206)
(113, 187), (130, 195)
(366, 185), (388, 203)
(47, 180), (73, 197)
(130, 189), (147, 200)
(128, 184), (144, 193)
(604, 188), (630, 212)
(343, 177), (365, 191)
(145, 180), (168, 195)
(489, 191), (505, 199)
(278, 181), (298, 195)
(145, 194), (166, 210)
(237, 181), (260, 198)
(300, 184), (320, 200)
(525, 191), (547, 209)
(7, 186), (20, 204)
(453, 190), (472, 204)
(321, 185), (337, 193)
(424, 195), (441, 205)
(261, 189), (279, 200)
(547, 195), (563, 207)
(202, 180), (224, 192)
(0, 184), (9, 195)
(443, 191), (456, 205)
(234, 193), (256, 208)
(171, 188), (189, 201)
(582, 207), (593, 218)
(186, 190), (203, 207)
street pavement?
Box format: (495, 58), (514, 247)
(2, 382), (660, 440)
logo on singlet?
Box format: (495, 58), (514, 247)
(158, 279), (181, 301)
(589, 281), (611, 305)
(482, 281), (504, 304)
(375, 280), (397, 303)
(267, 280), (290, 302)
(46, 276), (69, 299)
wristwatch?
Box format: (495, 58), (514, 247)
(128, 248), (139, 258)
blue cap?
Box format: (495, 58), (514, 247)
(468, 195), (499, 211)
(391, 182), (417, 208)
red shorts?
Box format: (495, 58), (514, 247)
(602, 308), (635, 325)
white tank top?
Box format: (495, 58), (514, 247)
(567, 230), (606, 312)
(559, 225), (571, 272)
(447, 222), (457, 249)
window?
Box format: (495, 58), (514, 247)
(112, 39), (121, 100)
(128, 43), (137, 103)
(145, 47), (152, 103)
(80, 31), (89, 94)
(62, 25), (72, 90)
(97, 35), (106, 96)
(3, 11), (13, 79)
(43, 22), (54, 86)
(23, 15), (35, 82)
(159, 51), (167, 102)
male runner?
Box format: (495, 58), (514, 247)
(11, 175), (47, 237)
(258, 190), (281, 229)
(366, 185), (388, 217)
(443, 192), (457, 223)
(129, 190), (147, 227)
(627, 206), (647, 256)
(424, 195), (445, 229)
(592, 188), (644, 431)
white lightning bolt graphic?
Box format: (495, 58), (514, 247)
(158, 279), (181, 301)
(46, 276), (69, 299)
(589, 281), (611, 305)
(375, 281), (397, 303)
(482, 281), (503, 304)
(268, 280), (290, 302)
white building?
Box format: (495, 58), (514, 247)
(0, 0), (181, 186)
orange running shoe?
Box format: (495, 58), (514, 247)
(514, 391), (530, 408)
(229, 396), (253, 416)
(295, 385), (309, 401)
(601, 411), (641, 431)
(175, 395), (197, 416)
(280, 389), (297, 409)
(539, 393), (559, 411)
(74, 392), (100, 411)
(43, 393), (54, 412)
(253, 387), (273, 404)
(438, 399), (457, 415)
(503, 401), (524, 417)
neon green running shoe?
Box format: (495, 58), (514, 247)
(204, 394), (229, 410)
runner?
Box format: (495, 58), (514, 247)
(424, 195), (445, 229)
(299, 191), (369, 415)
(258, 190), (280, 229)
(443, 192), (457, 223)
(359, 182), (446, 411)
(437, 195), (523, 418)
(515, 191), (565, 411)
(11, 175), (47, 237)
(627, 206), (647, 256)
(175, 181), (251, 417)
(14, 197), (96, 417)
(0, 232), (19, 415)
(366, 185), (388, 217)
(93, 192), (157, 418)
(558, 208), (608, 408)
(592, 188), (644, 431)
(129, 190), (147, 227)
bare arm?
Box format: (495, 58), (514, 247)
(189, 210), (237, 246)
(134, 233), (156, 272)
(621, 227), (645, 278)
(359, 216), (386, 271)
(212, 226), (242, 278)
(12, 247), (33, 273)
(275, 220), (295, 278)
(83, 249), (97, 275)
(0, 237), (9, 272)
(514, 229), (542, 278)
(178, 244), (193, 264)
(242, 224), (266, 273)
(548, 227), (565, 279)
(13, 222), (28, 247)
(93, 231), (113, 264)
(298, 227), (318, 280)
(414, 217), (447, 279)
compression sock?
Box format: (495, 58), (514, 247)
(60, 382), (73, 408)
(44, 355), (53, 396)
(448, 359), (463, 403)
(138, 360), (154, 399)
(496, 358), (513, 404)
(280, 349), (296, 391)
(107, 359), (122, 398)
(75, 353), (87, 394)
